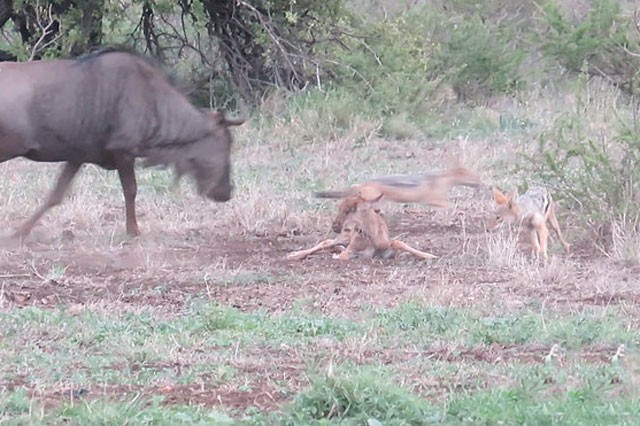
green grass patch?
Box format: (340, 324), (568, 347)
(1, 299), (639, 424)
(374, 302), (636, 347)
(283, 365), (440, 425)
(446, 387), (640, 425)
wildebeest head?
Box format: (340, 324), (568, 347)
(172, 109), (246, 201)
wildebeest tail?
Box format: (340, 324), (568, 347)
(314, 189), (355, 199)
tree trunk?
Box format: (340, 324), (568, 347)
(68, 0), (104, 55)
(0, 0), (12, 28)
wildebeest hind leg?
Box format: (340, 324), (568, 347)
(116, 157), (140, 236)
(13, 162), (82, 239)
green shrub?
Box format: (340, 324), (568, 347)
(285, 365), (440, 424)
(532, 88), (640, 227)
(430, 14), (526, 100)
(324, 4), (525, 138)
(540, 0), (640, 92)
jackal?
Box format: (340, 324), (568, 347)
(315, 167), (482, 233)
(287, 196), (436, 261)
(489, 186), (571, 258)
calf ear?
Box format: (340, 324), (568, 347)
(492, 187), (508, 205)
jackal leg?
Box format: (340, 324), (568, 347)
(390, 239), (437, 259)
(287, 238), (344, 260)
(528, 228), (541, 258)
(530, 224), (549, 259)
(13, 162), (82, 239)
(547, 205), (570, 253)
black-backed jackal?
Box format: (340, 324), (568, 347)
(489, 186), (571, 259)
(315, 167), (482, 233)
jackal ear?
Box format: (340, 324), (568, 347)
(506, 189), (518, 207)
(492, 187), (509, 205)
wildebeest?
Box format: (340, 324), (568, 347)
(0, 47), (245, 238)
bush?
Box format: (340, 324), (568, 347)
(531, 77), (640, 232)
(284, 365), (440, 424)
(540, 0), (640, 93)
(429, 14), (526, 100)
(323, 4), (525, 138)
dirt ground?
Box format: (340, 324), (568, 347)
(1, 199), (639, 413)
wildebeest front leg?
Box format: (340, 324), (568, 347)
(13, 162), (82, 239)
(115, 158), (140, 236)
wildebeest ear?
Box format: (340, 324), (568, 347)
(201, 109), (224, 126)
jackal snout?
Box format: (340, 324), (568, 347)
(488, 187), (520, 231)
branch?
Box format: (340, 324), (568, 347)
(0, 0), (12, 29)
(237, 0), (303, 84)
(28, 1), (62, 61)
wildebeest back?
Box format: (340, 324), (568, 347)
(0, 48), (239, 237)
(0, 51), (214, 169)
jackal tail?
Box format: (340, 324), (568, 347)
(314, 189), (357, 199)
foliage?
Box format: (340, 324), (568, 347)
(534, 103), (640, 228)
(540, 0), (640, 93)
(0, 0), (353, 104)
(285, 365), (440, 424)
(429, 13), (526, 100)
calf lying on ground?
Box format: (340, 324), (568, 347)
(287, 196), (437, 261)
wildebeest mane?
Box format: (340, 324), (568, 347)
(75, 45), (183, 91)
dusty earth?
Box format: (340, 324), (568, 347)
(1, 199), (639, 414)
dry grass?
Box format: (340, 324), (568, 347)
(611, 217), (640, 266)
(2, 80), (640, 422)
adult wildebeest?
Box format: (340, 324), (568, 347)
(0, 47), (245, 238)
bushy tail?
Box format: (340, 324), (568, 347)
(314, 189), (355, 199)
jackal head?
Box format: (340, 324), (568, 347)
(449, 166), (482, 187)
(488, 187), (520, 230)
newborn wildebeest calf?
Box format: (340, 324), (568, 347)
(0, 47), (244, 238)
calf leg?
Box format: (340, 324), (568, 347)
(390, 239), (437, 260)
(287, 238), (344, 260)
(115, 157), (140, 236)
(13, 162), (81, 239)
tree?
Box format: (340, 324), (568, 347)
(0, 0), (352, 102)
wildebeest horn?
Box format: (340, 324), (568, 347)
(201, 99), (248, 127)
(222, 115), (246, 127)
(224, 99), (248, 126)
